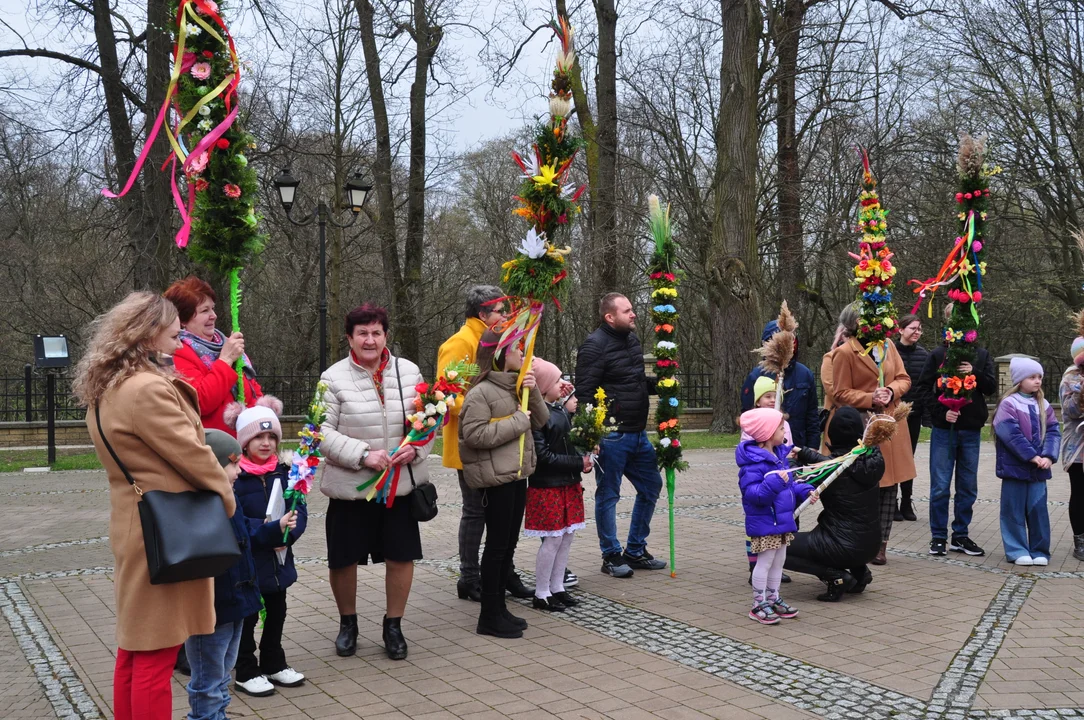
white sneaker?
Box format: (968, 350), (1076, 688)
(235, 675), (275, 697)
(1013, 556), (1034, 566)
(1032, 556), (1049, 566)
(267, 667), (305, 687)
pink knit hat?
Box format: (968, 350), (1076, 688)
(740, 408), (784, 443)
(531, 358), (564, 398)
(230, 395), (284, 450)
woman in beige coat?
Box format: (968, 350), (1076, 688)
(318, 304), (433, 661)
(460, 329), (548, 639)
(73, 292), (235, 720)
(825, 304), (914, 566)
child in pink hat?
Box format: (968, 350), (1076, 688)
(736, 409), (813, 625)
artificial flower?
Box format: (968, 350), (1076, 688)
(532, 163), (559, 188)
(188, 151), (209, 173)
(198, 105), (211, 116)
(215, 138), (230, 149)
(416, 382), (430, 394)
(191, 62), (211, 80)
(517, 227), (547, 259)
(963, 375), (977, 390)
(660, 437), (672, 448)
(236, 154), (248, 166)
(549, 95), (572, 118)
(668, 397), (679, 407)
(187, 23), (202, 36)
(223, 184), (242, 198)
(656, 341), (677, 350)
(197, 119), (212, 131)
(193, 178), (209, 192)
(197, 0), (219, 13)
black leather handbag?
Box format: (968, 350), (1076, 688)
(396, 359), (438, 522)
(95, 406), (240, 585)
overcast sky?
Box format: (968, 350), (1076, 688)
(0, 0), (558, 152)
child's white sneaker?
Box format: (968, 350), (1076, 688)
(235, 675), (275, 697)
(1032, 556), (1049, 566)
(749, 601), (780, 625)
(1013, 556), (1034, 566)
(267, 667), (305, 687)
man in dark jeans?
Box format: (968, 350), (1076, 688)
(917, 321), (998, 557)
(575, 293), (667, 578)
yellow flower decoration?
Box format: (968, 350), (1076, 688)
(594, 387), (607, 403)
(658, 377), (677, 388)
(532, 164), (559, 188)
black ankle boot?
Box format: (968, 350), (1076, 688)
(335, 614), (358, 657)
(477, 596), (523, 638)
(847, 567), (873, 594)
(816, 571), (856, 602)
(457, 578), (481, 602)
(505, 571), (535, 599)
(382, 616), (408, 660)
(503, 607), (528, 630)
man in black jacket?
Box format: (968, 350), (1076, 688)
(917, 327), (998, 558)
(575, 293), (666, 578)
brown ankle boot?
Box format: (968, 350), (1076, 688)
(872, 541), (887, 566)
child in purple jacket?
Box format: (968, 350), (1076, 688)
(737, 408), (814, 625)
(993, 358), (1061, 566)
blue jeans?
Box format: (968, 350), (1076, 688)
(1000, 479), (1050, 561)
(185, 621), (243, 720)
(929, 427), (981, 541)
(595, 430), (663, 557)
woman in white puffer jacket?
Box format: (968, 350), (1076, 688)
(319, 304), (433, 662)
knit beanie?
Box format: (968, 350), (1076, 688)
(753, 376), (777, 406)
(1009, 357), (1044, 386)
(1072, 337), (1084, 367)
(739, 408), (784, 443)
(531, 358), (564, 399)
(826, 407), (864, 454)
(204, 429), (241, 468)
(234, 396), (283, 451)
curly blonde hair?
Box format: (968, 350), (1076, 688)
(72, 292), (179, 406)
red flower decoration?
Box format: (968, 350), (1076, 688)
(972, 291), (982, 302)
(202, 50), (214, 58)
(223, 183), (241, 198)
(307, 455), (319, 467)
(955, 193), (964, 202)
(415, 382), (430, 394)
(193, 178), (208, 192)
(215, 138), (230, 149)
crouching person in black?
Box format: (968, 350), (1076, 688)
(785, 407), (885, 602)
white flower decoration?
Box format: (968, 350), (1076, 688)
(517, 227), (548, 259)
(656, 341), (677, 350)
(660, 437), (672, 447)
(187, 23), (202, 36)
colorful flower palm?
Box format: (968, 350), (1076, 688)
(909, 134), (996, 412)
(851, 149), (899, 361)
(283, 382), (328, 542)
(646, 194), (685, 577)
(356, 361), (478, 506)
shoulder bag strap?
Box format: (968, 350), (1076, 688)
(94, 405), (142, 494)
(395, 358), (417, 490)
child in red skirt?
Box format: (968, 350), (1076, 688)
(525, 359), (591, 611)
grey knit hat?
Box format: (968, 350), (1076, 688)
(204, 429), (241, 468)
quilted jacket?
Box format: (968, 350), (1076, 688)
(318, 352), (432, 500)
(993, 393), (1061, 482)
(459, 371), (549, 489)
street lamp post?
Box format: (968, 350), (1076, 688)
(272, 169), (372, 372)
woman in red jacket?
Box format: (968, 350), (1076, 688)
(164, 276), (263, 434)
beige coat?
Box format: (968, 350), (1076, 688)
(459, 372), (549, 489)
(826, 338), (915, 487)
(88, 372), (236, 651)
(318, 353), (432, 500)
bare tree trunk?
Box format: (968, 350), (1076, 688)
(593, 0), (619, 293)
(710, 0), (763, 433)
(356, 0), (404, 337)
(140, 0), (173, 291)
(773, 0), (806, 309)
(402, 0), (441, 361)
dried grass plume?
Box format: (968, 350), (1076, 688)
(957, 133), (988, 178)
(861, 402), (912, 448)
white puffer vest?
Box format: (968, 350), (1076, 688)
(318, 352), (432, 500)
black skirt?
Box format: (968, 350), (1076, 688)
(325, 497), (423, 569)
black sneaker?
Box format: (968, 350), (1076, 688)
(601, 553), (634, 578)
(563, 568), (579, 588)
(929, 539), (947, 556)
(622, 550), (667, 570)
(950, 537), (985, 556)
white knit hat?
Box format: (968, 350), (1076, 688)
(233, 396), (283, 450)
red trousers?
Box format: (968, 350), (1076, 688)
(113, 645), (180, 720)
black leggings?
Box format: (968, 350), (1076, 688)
(235, 591), (287, 682)
(783, 532), (867, 583)
(480, 479), (527, 599)
(1069, 464), (1084, 535)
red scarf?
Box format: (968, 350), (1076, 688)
(240, 455), (279, 475)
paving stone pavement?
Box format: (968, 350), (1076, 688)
(1, 441), (1082, 719)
